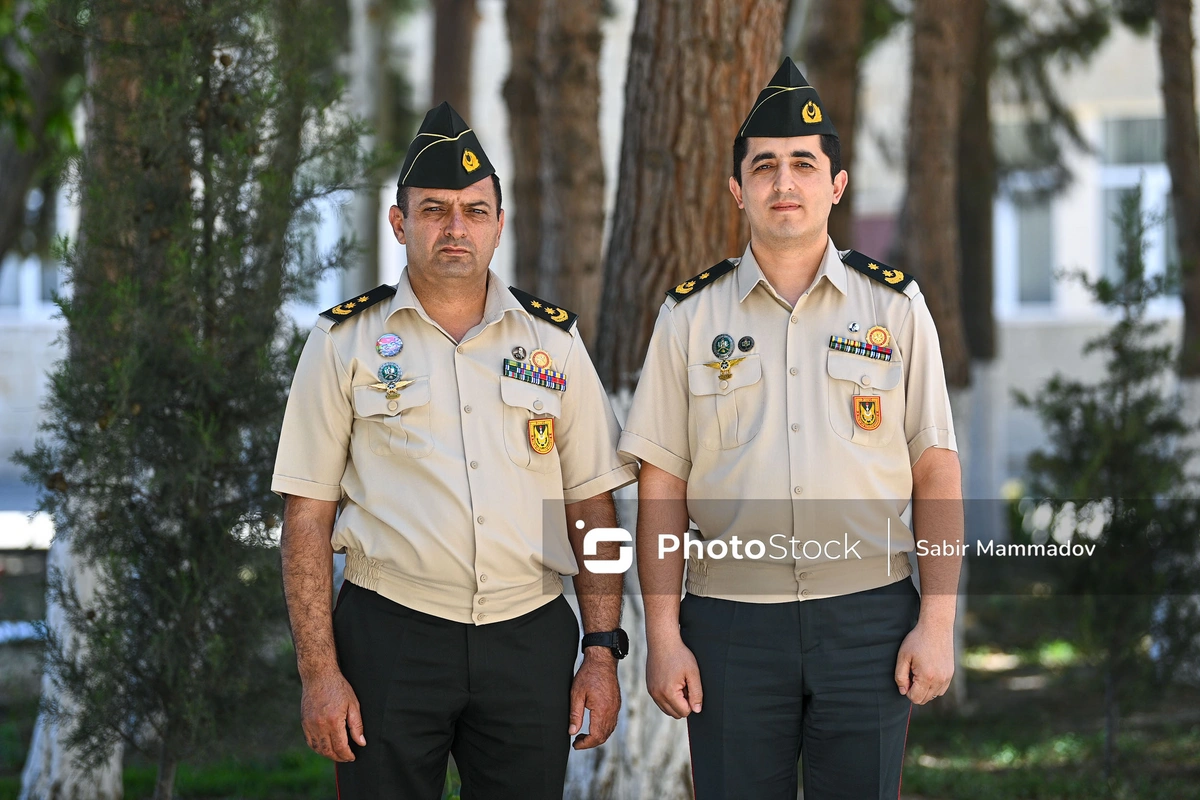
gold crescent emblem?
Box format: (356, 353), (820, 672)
(882, 269), (905, 285)
(802, 100), (823, 124)
(331, 303), (356, 316)
(462, 149), (480, 173)
(546, 307), (569, 323)
(675, 280), (696, 295)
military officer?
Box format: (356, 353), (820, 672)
(619, 59), (964, 799)
(273, 102), (639, 800)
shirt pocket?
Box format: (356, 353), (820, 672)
(825, 350), (903, 447)
(500, 377), (563, 473)
(352, 379), (434, 459)
(686, 354), (765, 451)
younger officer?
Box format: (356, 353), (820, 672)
(273, 102), (638, 800)
(619, 59), (963, 799)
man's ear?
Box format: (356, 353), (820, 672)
(832, 170), (849, 205)
(495, 208), (505, 247)
(388, 205), (407, 244)
(729, 175), (745, 209)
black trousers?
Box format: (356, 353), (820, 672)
(680, 579), (921, 800)
(332, 582), (579, 800)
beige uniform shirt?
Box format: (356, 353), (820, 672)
(273, 268), (639, 624)
(619, 239), (956, 602)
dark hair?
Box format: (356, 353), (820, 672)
(395, 173), (503, 217)
(732, 134), (842, 184)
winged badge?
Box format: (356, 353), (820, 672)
(703, 357), (747, 381)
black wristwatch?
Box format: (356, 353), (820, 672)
(581, 628), (629, 660)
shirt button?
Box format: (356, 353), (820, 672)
(790, 316), (798, 324)
(470, 461), (479, 469)
(387, 400), (399, 412)
(477, 613), (487, 621)
(477, 515), (485, 524)
(794, 486), (803, 495)
(457, 346), (464, 354)
(799, 572), (809, 580)
(477, 597), (487, 605)
(464, 405), (472, 413)
(861, 375), (872, 386)
(533, 400), (543, 410)
(719, 380), (729, 390)
(801, 590), (811, 598)
(791, 423), (799, 432)
(789, 367), (798, 376)
(479, 574), (488, 582)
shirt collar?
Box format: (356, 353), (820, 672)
(387, 267), (525, 326)
(735, 237), (848, 303)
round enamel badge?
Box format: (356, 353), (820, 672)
(376, 333), (403, 357)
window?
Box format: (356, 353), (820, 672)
(1102, 118), (1165, 165)
(1015, 194), (1053, 303)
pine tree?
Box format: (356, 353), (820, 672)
(1016, 185), (1200, 778)
(14, 1), (366, 797)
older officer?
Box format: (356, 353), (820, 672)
(619, 59), (964, 799)
(274, 102), (638, 800)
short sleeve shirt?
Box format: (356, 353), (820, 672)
(618, 239), (956, 602)
(273, 268), (639, 624)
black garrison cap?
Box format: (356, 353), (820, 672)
(397, 101), (496, 189)
(737, 57), (839, 139)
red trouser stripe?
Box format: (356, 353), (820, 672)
(897, 704), (913, 799)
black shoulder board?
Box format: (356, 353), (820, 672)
(841, 250), (914, 293)
(666, 259), (737, 302)
(508, 286), (578, 332)
(319, 284), (397, 323)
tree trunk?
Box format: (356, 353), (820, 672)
(564, 404), (693, 800)
(957, 0), (995, 363)
(431, 0), (478, 113)
(799, 0), (865, 250)
(152, 743), (177, 800)
(1157, 0), (1200, 377)
(344, 0), (388, 294)
(535, 0), (605, 345)
(503, 0), (543, 291)
(896, 0), (971, 389)
(596, 0), (789, 391)
(18, 539), (124, 800)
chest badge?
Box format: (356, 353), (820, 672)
(529, 349), (554, 370)
(376, 333), (403, 357)
(529, 418), (555, 454)
(866, 326), (891, 348)
(704, 356), (747, 381)
(738, 335), (755, 352)
(711, 334), (734, 358)
(853, 396), (882, 431)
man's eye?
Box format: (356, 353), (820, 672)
(424, 207), (442, 212)
(756, 163), (772, 171)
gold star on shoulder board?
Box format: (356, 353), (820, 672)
(700, 272), (710, 279)
(358, 296), (369, 303)
(531, 300), (542, 308)
(867, 262), (880, 270)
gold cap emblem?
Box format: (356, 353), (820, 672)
(462, 148), (480, 173)
(802, 100), (823, 124)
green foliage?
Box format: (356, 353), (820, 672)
(992, 0), (1113, 190)
(1015, 184), (1200, 761)
(12, 0), (368, 793)
(861, 0), (905, 58)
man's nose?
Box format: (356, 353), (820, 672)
(444, 209), (468, 237)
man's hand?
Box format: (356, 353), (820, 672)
(646, 636), (703, 718)
(301, 670), (367, 762)
(568, 650), (621, 749)
(894, 619), (955, 705)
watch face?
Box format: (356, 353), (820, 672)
(614, 628), (630, 658)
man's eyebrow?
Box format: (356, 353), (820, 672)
(418, 195), (450, 206)
(791, 150), (818, 161)
(750, 151), (777, 165)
